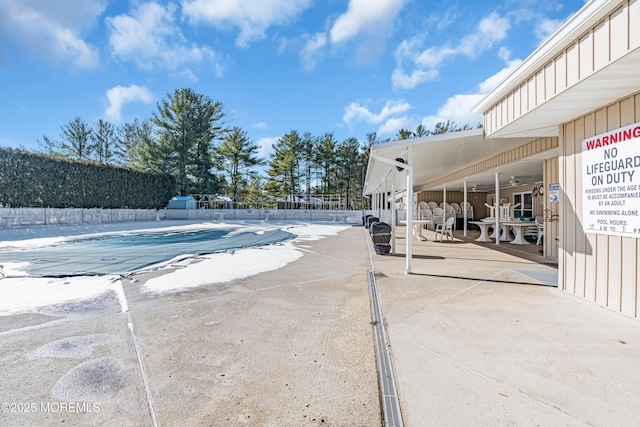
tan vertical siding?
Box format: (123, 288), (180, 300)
(579, 33), (593, 79)
(560, 91), (640, 319)
(620, 96), (638, 316)
(593, 20), (609, 70)
(631, 0), (640, 48)
(566, 44), (580, 87)
(544, 63), (555, 101)
(583, 113), (598, 302)
(610, 6), (628, 60)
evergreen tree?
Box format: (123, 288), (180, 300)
(414, 124), (429, 137)
(46, 116), (93, 159)
(92, 119), (119, 164)
(317, 132), (337, 193)
(217, 127), (264, 199)
(395, 128), (413, 140)
(300, 132), (318, 200)
(336, 137), (361, 209)
(265, 130), (302, 203)
(119, 118), (164, 172)
(153, 88), (226, 195)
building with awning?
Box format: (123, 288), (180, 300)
(364, 0), (640, 319)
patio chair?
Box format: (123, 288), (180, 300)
(417, 201), (428, 219)
(444, 204), (456, 229)
(427, 201), (438, 210)
(435, 216), (455, 242)
(419, 208), (433, 229)
(535, 215), (544, 245)
(462, 201), (474, 220)
(450, 202), (461, 216)
(432, 207), (444, 229)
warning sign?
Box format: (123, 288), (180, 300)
(582, 122), (640, 237)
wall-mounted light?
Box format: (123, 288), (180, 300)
(395, 158), (405, 172)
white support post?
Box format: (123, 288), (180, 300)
(368, 151), (413, 274)
(463, 181), (468, 236)
(391, 179), (396, 255)
(443, 186), (447, 229)
(495, 173), (500, 246)
(384, 174), (389, 224)
(405, 149), (413, 274)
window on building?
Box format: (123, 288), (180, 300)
(513, 192), (533, 219)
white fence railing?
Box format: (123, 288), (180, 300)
(0, 208), (368, 228)
(0, 207), (163, 228)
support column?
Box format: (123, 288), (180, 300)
(405, 149), (413, 274)
(463, 181), (468, 236)
(391, 179), (396, 255)
(495, 173), (500, 246)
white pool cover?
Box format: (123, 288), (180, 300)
(0, 228), (294, 277)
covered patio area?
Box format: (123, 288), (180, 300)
(363, 127), (559, 274)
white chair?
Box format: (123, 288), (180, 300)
(444, 204), (456, 229)
(427, 201), (438, 210)
(432, 207), (444, 229)
(535, 215), (544, 245)
(435, 216), (455, 242)
(462, 201), (474, 221)
(450, 202), (461, 217)
(421, 208), (433, 229)
(523, 223), (538, 241)
(484, 203), (496, 219)
(417, 201), (428, 214)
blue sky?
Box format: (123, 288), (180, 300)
(0, 0), (587, 159)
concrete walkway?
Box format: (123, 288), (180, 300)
(367, 225), (640, 427)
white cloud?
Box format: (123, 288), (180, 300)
(392, 11), (511, 90)
(182, 0), (312, 48)
(329, 0), (409, 65)
(343, 99), (412, 126)
(257, 137), (278, 158)
(300, 32), (327, 72)
(477, 58), (522, 94)
(105, 85), (154, 122)
(329, 0), (408, 44)
(391, 68), (439, 90)
(458, 12), (510, 58)
(418, 60), (523, 131)
(107, 2), (220, 74)
(252, 122), (268, 130)
(421, 94), (484, 130)
(535, 18), (563, 42)
(378, 116), (416, 136)
(0, 0), (103, 70)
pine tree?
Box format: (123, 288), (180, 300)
(265, 130), (302, 205)
(153, 88), (226, 195)
(217, 127), (264, 199)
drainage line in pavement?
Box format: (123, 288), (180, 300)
(368, 270), (404, 427)
(127, 313), (159, 427)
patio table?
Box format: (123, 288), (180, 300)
(503, 221), (531, 245)
(469, 221), (493, 242)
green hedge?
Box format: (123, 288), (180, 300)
(0, 148), (175, 208)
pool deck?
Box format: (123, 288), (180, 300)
(2, 222), (640, 426)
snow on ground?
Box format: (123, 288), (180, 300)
(0, 221), (351, 315)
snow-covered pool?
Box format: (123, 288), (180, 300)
(0, 225), (294, 277)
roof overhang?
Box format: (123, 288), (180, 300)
(363, 128), (553, 194)
(474, 0), (640, 138)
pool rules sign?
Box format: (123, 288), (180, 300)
(582, 122), (640, 237)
